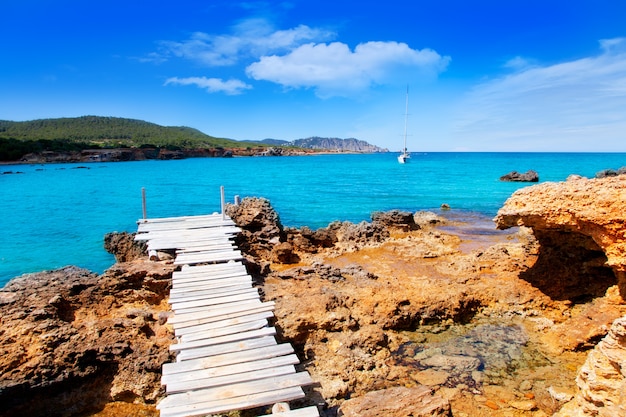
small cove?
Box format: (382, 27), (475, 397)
(2, 152), (626, 286)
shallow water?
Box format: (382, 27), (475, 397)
(395, 318), (585, 414)
(2, 152), (625, 286)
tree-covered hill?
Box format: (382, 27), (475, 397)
(0, 116), (267, 161)
(0, 116), (251, 148)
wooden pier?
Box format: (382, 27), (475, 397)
(135, 213), (318, 417)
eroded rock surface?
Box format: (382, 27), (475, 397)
(495, 175), (626, 301)
(104, 231), (147, 262)
(338, 386), (451, 417)
(555, 315), (626, 416)
(227, 197), (617, 416)
(0, 261), (175, 417)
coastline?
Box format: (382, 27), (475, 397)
(0, 147), (389, 166)
(2, 174), (625, 416)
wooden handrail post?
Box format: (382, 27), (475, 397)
(141, 187), (147, 220)
(220, 186), (225, 220)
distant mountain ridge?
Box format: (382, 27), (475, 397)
(0, 116), (388, 161)
(257, 137), (387, 152)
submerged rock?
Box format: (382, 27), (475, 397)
(338, 386), (451, 417)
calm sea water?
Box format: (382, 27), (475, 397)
(1, 152), (625, 286)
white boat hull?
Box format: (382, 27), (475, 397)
(398, 153), (410, 163)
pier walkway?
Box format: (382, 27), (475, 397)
(135, 213), (318, 417)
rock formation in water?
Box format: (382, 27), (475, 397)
(499, 170), (539, 182)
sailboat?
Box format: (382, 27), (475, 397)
(397, 86), (410, 164)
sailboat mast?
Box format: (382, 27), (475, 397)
(403, 85), (409, 152)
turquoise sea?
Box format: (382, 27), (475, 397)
(1, 152), (625, 287)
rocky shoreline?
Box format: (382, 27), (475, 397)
(1, 175), (625, 416)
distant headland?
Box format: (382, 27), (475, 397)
(0, 116), (388, 163)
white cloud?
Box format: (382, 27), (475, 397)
(600, 37), (626, 53)
(164, 76), (252, 95)
(155, 18), (334, 67)
(503, 56), (535, 71)
(453, 38), (626, 151)
(246, 41), (451, 97)
(153, 18), (449, 98)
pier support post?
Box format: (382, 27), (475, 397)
(220, 186), (225, 220)
(141, 187), (147, 220)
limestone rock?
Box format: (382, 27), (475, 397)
(371, 209), (420, 231)
(495, 175), (626, 301)
(225, 197), (284, 260)
(104, 231), (147, 262)
(338, 386), (451, 417)
(555, 315), (626, 416)
(0, 262), (176, 416)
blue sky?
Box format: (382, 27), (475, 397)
(2, 1), (626, 152)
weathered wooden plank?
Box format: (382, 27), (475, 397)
(138, 221), (237, 233)
(173, 302), (264, 317)
(174, 251), (244, 265)
(168, 284), (253, 302)
(174, 248), (243, 259)
(157, 386), (305, 417)
(171, 278), (251, 292)
(170, 288), (257, 306)
(181, 261), (244, 272)
(148, 237), (235, 251)
(175, 335), (277, 361)
(174, 248), (239, 259)
(161, 354), (300, 386)
(258, 406), (320, 417)
(173, 310), (274, 336)
(148, 234), (235, 244)
(138, 214), (235, 226)
(176, 243), (237, 254)
(167, 301), (273, 327)
(173, 270), (248, 282)
(171, 270), (249, 284)
(174, 266), (248, 278)
(139, 214), (234, 223)
(165, 364), (296, 394)
(157, 372), (312, 409)
(171, 299), (264, 318)
(175, 263), (247, 276)
(171, 326), (276, 352)
(168, 299), (263, 320)
(172, 294), (260, 314)
(169, 281), (253, 297)
(170, 290), (260, 310)
(162, 343), (294, 375)
(135, 226), (240, 241)
(178, 318), (268, 342)
(138, 213), (229, 224)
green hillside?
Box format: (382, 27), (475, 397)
(0, 116), (259, 161)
